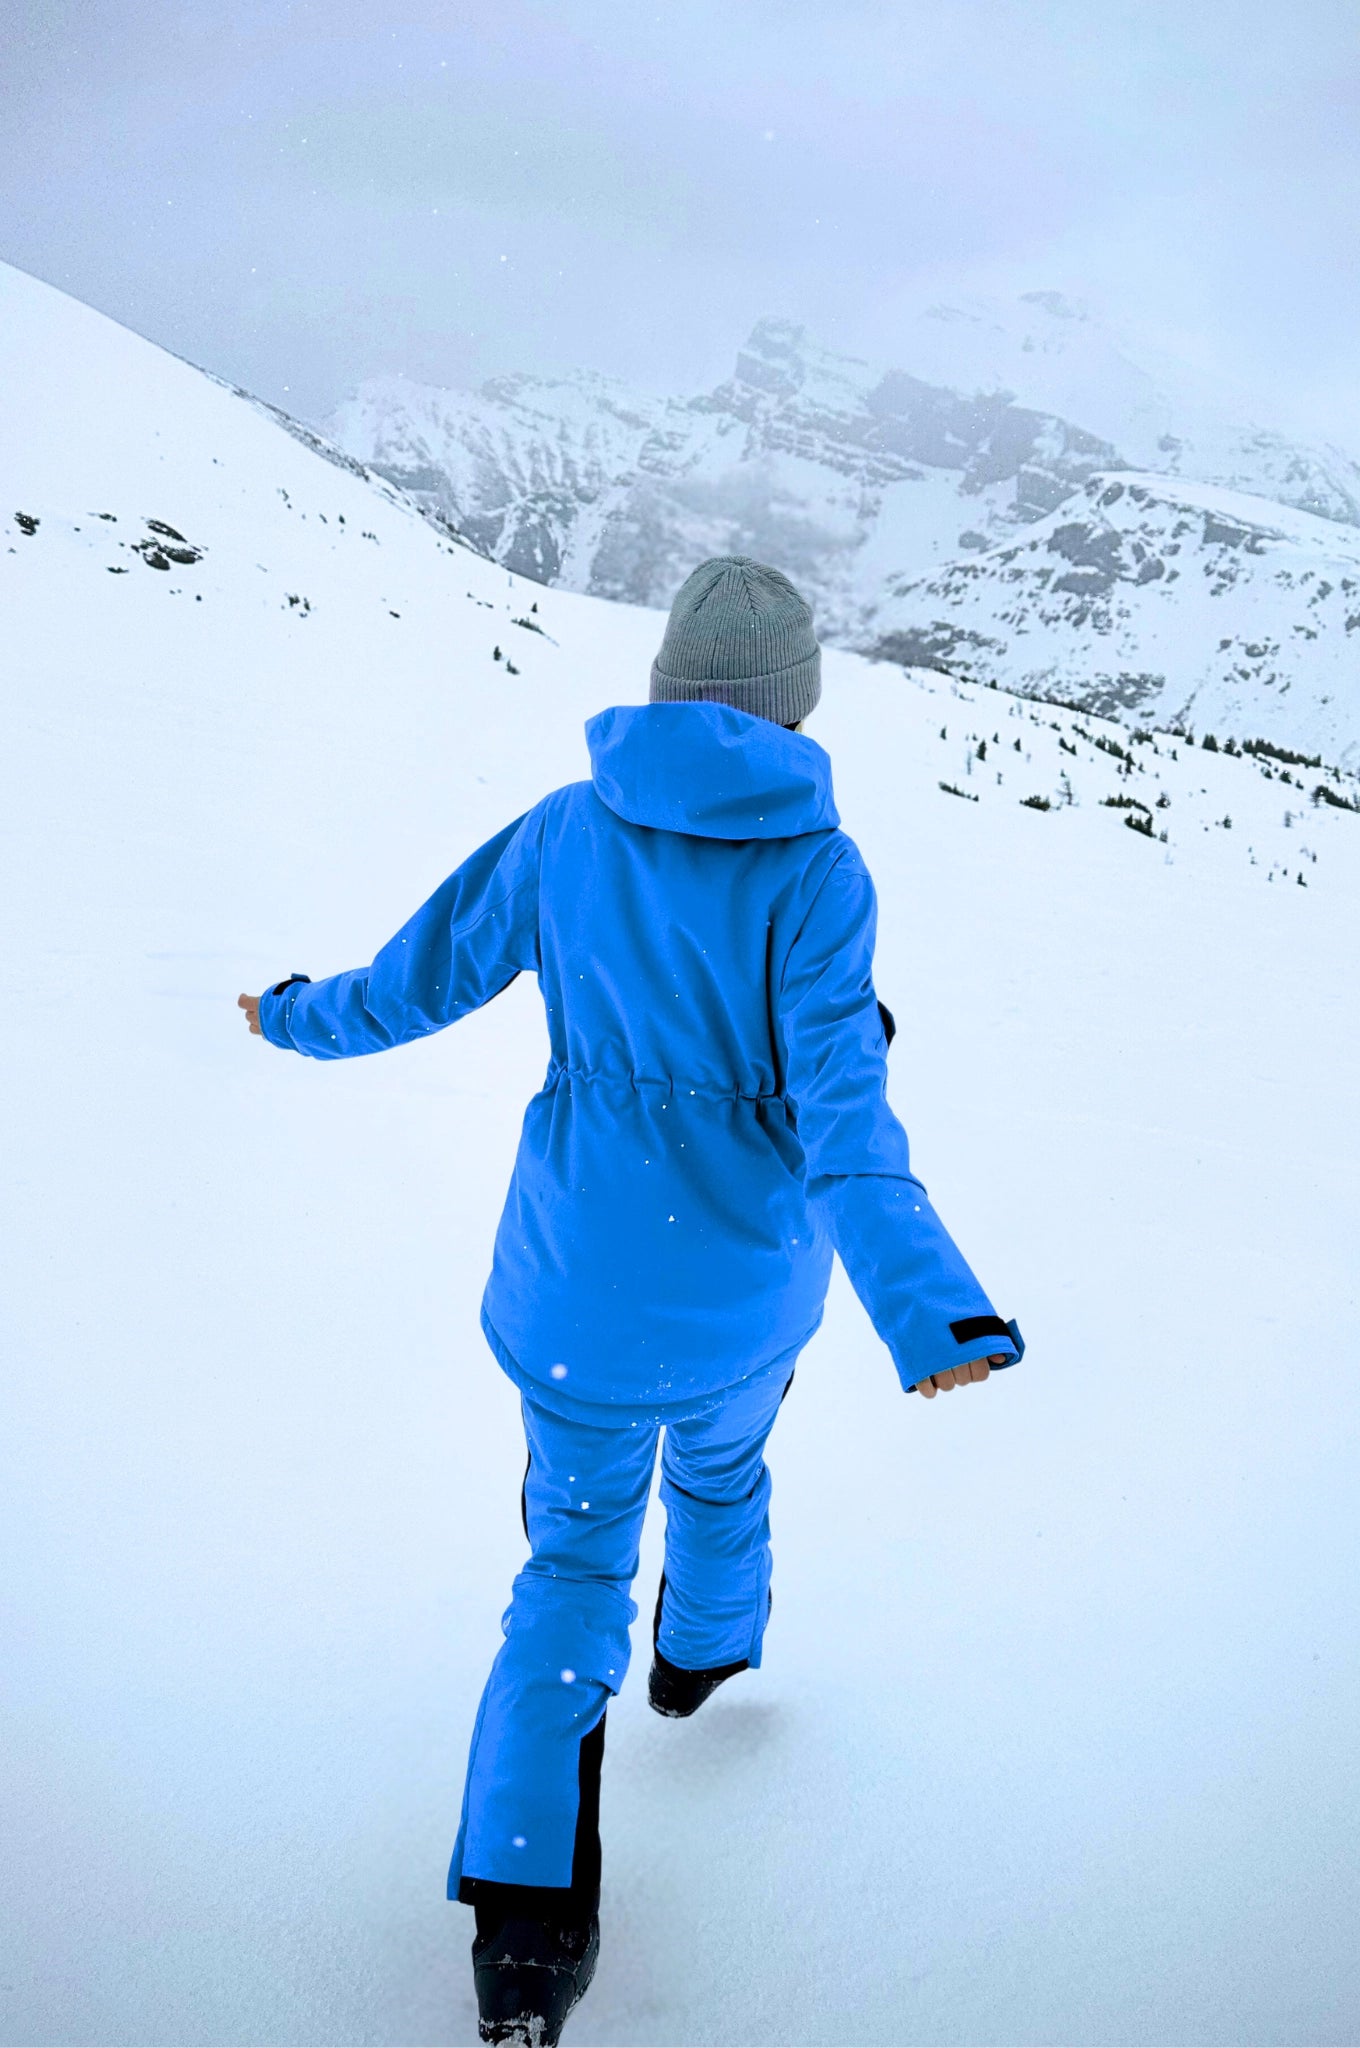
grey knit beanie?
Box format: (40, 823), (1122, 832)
(649, 555), (821, 725)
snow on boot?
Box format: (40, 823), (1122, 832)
(472, 1913), (599, 2047)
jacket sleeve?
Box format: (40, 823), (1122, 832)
(778, 844), (1022, 1392)
(257, 805), (544, 1059)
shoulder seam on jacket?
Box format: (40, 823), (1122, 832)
(776, 838), (873, 998)
(444, 804), (547, 949)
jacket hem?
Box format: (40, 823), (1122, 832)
(479, 1298), (823, 1427)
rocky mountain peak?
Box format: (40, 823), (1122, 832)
(731, 315), (816, 397)
(323, 303), (1360, 759)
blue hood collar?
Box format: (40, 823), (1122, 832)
(586, 702), (839, 840)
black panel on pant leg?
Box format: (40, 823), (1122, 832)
(462, 1708), (607, 1930)
(569, 1707), (605, 1910)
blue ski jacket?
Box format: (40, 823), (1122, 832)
(259, 702), (1021, 1414)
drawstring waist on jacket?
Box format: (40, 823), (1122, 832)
(542, 1059), (782, 1105)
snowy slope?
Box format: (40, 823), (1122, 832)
(4, 263), (1360, 2048)
(865, 471), (1360, 766)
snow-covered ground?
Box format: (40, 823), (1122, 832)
(4, 263), (1360, 2047)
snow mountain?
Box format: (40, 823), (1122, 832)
(325, 297), (1360, 761)
(866, 470), (1360, 766)
(5, 258), (1360, 2047)
(325, 316), (1129, 627)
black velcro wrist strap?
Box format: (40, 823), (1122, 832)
(949, 1314), (1012, 1345)
(949, 1315), (1024, 1363)
(270, 972), (312, 998)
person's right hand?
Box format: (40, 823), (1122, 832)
(911, 1353), (1008, 1397)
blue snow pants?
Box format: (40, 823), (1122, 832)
(447, 1359), (797, 1904)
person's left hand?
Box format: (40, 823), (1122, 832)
(237, 992), (262, 1036)
(911, 1353), (1009, 1397)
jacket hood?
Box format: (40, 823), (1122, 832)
(585, 702), (839, 840)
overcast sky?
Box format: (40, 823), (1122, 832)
(6, 0), (1360, 440)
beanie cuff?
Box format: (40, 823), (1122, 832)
(649, 650), (822, 726)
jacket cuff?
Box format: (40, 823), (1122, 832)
(950, 1313), (1024, 1364)
(901, 1316), (1024, 1391)
(257, 973), (311, 1050)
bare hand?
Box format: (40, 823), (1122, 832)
(237, 992), (262, 1036)
(911, 1353), (1008, 1398)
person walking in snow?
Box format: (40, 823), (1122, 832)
(238, 555), (1022, 2046)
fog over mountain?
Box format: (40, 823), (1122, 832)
(326, 293), (1360, 762)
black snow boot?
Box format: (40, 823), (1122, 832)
(463, 1713), (605, 2044)
(472, 1911), (599, 2046)
(646, 1574), (767, 1719)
